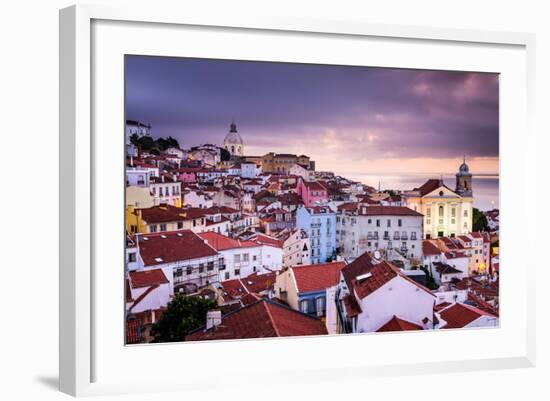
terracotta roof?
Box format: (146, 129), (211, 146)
(434, 262), (463, 275)
(416, 179), (444, 196)
(185, 299), (327, 341)
(139, 205), (197, 224)
(359, 206), (423, 217)
(202, 206), (240, 215)
(338, 202), (359, 212)
(342, 294), (362, 317)
(129, 269), (169, 288)
(251, 233), (284, 248)
(198, 232), (259, 251)
(438, 302), (497, 329)
(352, 261), (399, 299)
(341, 252), (376, 290)
(303, 181), (327, 191)
(291, 262), (346, 293)
(138, 230), (218, 266)
(423, 240), (442, 256)
(376, 316), (423, 332)
(344, 257), (434, 300)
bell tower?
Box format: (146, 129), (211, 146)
(455, 156), (473, 197)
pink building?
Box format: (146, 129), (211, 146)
(175, 168), (198, 183)
(297, 179), (328, 207)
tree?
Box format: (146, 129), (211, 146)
(150, 294), (218, 342)
(418, 265), (438, 290)
(220, 147), (231, 161)
(472, 208), (489, 232)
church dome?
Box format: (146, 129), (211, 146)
(224, 121), (243, 145)
(458, 157), (470, 174)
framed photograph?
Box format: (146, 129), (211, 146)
(59, 4), (536, 397)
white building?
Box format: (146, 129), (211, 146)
(198, 231), (283, 281)
(126, 269), (172, 314)
(134, 230), (222, 294)
(336, 253), (436, 334)
(337, 204), (424, 262)
(182, 189), (213, 209)
(165, 147), (185, 159)
(149, 175), (182, 206)
(126, 167), (152, 187)
(241, 162), (261, 179)
(289, 163), (315, 181)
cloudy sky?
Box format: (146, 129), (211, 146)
(125, 55), (499, 179)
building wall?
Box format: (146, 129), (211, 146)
(128, 282), (171, 314)
(337, 213), (423, 261)
(283, 232), (311, 267)
(274, 269), (299, 310)
(405, 188), (472, 239)
(183, 191), (213, 209)
(150, 182), (182, 207)
(296, 207), (336, 264)
(464, 315), (499, 328)
(126, 186), (155, 209)
(355, 276), (435, 333)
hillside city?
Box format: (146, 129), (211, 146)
(125, 119), (500, 344)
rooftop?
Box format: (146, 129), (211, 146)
(185, 299), (327, 341)
(291, 262), (346, 293)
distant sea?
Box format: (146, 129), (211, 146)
(344, 173), (499, 212)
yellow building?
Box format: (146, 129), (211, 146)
(126, 204), (206, 234)
(404, 161), (473, 239)
(126, 185), (155, 209)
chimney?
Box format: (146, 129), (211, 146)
(206, 310), (222, 330)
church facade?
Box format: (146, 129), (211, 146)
(404, 160), (473, 239)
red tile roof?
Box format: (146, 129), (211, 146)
(359, 206), (423, 217)
(251, 233), (284, 248)
(291, 262), (346, 293)
(341, 252), (376, 290)
(138, 230), (218, 266)
(139, 205), (193, 224)
(185, 299), (327, 341)
(198, 231), (259, 251)
(303, 181), (327, 191)
(342, 294), (362, 317)
(423, 240), (441, 256)
(129, 269), (169, 288)
(438, 302), (497, 329)
(352, 261), (399, 299)
(376, 316), (423, 332)
(416, 179), (444, 196)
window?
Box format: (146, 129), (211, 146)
(159, 187), (163, 197)
(130, 225), (137, 233)
(128, 252), (136, 263)
(149, 225), (157, 233)
(464, 210), (468, 217)
(234, 254), (241, 263)
(376, 219), (380, 227)
(398, 219), (402, 227)
(300, 300), (309, 314)
(198, 264), (204, 273)
(411, 232), (417, 240)
(427, 208), (431, 217)
(439, 205), (444, 217)
(243, 254), (249, 262)
(253, 255), (257, 261)
(316, 297), (326, 316)
(159, 223), (167, 231)
(368, 219), (372, 224)
(387, 219), (391, 227)
(207, 262), (214, 271)
(225, 272), (230, 280)
(186, 266), (193, 275)
(451, 208), (456, 217)
(177, 221), (183, 229)
(235, 269), (240, 276)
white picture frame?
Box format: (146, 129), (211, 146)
(59, 4), (536, 397)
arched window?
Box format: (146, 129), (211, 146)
(439, 205), (444, 216)
(464, 180), (469, 190)
(231, 146), (235, 153)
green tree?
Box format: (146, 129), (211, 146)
(419, 265), (438, 290)
(472, 208), (489, 232)
(137, 135), (155, 151)
(150, 294), (218, 342)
